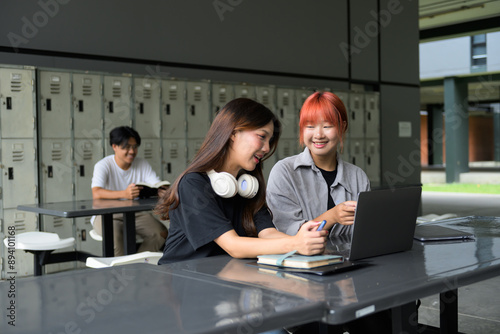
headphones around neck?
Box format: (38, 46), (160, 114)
(207, 170), (259, 199)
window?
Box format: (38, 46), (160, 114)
(471, 34), (487, 72)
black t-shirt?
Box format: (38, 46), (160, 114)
(317, 166), (338, 210)
(158, 172), (275, 264)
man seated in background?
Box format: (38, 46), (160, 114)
(91, 126), (168, 256)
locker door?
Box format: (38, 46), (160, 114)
(75, 217), (101, 259)
(234, 85), (256, 99)
(162, 139), (187, 182)
(295, 89), (313, 111)
(39, 71), (72, 138)
(161, 80), (186, 140)
(73, 73), (103, 139)
(365, 139), (381, 187)
(0, 68), (36, 138)
(134, 77), (161, 139)
(187, 139), (204, 165)
(74, 139), (102, 200)
(349, 139), (366, 170)
(348, 93), (365, 138)
(333, 90), (350, 109)
(136, 139), (162, 178)
(255, 86), (276, 112)
(277, 88), (297, 139)
(365, 92), (380, 138)
(103, 75), (132, 132)
(1, 209), (37, 278)
(40, 139), (73, 203)
(1, 139), (37, 208)
(186, 81), (210, 140)
(212, 83), (234, 120)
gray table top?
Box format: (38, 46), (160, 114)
(165, 216), (500, 325)
(0, 263), (325, 334)
(17, 198), (158, 218)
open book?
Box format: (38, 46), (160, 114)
(257, 253), (343, 269)
(135, 180), (171, 198)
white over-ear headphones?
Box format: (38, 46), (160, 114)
(207, 170), (259, 199)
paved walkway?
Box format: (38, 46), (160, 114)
(422, 191), (500, 217)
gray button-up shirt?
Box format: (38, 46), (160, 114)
(266, 147), (370, 237)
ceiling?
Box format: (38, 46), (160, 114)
(419, 0), (500, 107)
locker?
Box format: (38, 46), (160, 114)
(234, 85), (256, 99)
(212, 83), (234, 120)
(276, 138), (300, 160)
(136, 139), (162, 178)
(134, 77), (161, 139)
(365, 92), (380, 138)
(161, 80), (186, 140)
(255, 86), (276, 111)
(162, 139), (187, 182)
(74, 217), (102, 261)
(1, 209), (37, 278)
(187, 139), (204, 164)
(40, 139), (73, 203)
(0, 67), (36, 138)
(74, 139), (102, 200)
(39, 71), (72, 138)
(103, 75), (132, 133)
(1, 139), (37, 208)
(186, 81), (210, 139)
(42, 215), (75, 274)
(295, 89), (313, 112)
(365, 139), (381, 187)
(333, 90), (350, 109)
(348, 93), (365, 138)
(349, 138), (366, 170)
(73, 73), (103, 139)
(276, 88), (297, 140)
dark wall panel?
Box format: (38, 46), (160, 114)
(349, 0), (379, 82)
(0, 0), (349, 79)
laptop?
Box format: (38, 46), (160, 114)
(413, 224), (475, 242)
(328, 186), (422, 261)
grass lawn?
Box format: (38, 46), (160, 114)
(422, 183), (500, 194)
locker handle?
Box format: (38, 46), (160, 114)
(80, 165), (85, 177)
(280, 108), (284, 118)
(81, 229), (87, 241)
(78, 100), (84, 112)
(351, 111), (355, 120)
(109, 101), (114, 113)
(167, 163), (171, 174)
(367, 157), (371, 165)
(352, 157), (356, 165)
(190, 105), (195, 116)
(367, 112), (371, 121)
(48, 166), (53, 178)
(8, 167), (14, 180)
(46, 99), (52, 111)
(166, 104), (170, 115)
(6, 97), (12, 110)
(139, 103), (144, 114)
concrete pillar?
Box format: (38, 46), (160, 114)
(493, 103), (500, 162)
(427, 104), (444, 166)
(444, 77), (469, 183)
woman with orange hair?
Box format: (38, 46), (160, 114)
(267, 91), (370, 237)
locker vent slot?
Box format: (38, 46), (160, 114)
(144, 147), (153, 159)
(51, 148), (63, 161)
(82, 84), (92, 96)
(112, 80), (122, 98)
(193, 86), (202, 102)
(283, 146), (291, 157)
(143, 88), (152, 99)
(354, 98), (360, 109)
(53, 217), (64, 228)
(50, 82), (61, 94)
(282, 94), (289, 106)
(169, 87), (177, 100)
(82, 149), (92, 160)
(14, 216), (26, 231)
(12, 149), (24, 162)
(261, 92), (269, 105)
(10, 75), (22, 92)
(170, 148), (178, 159)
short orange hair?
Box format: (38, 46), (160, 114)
(299, 91), (348, 151)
